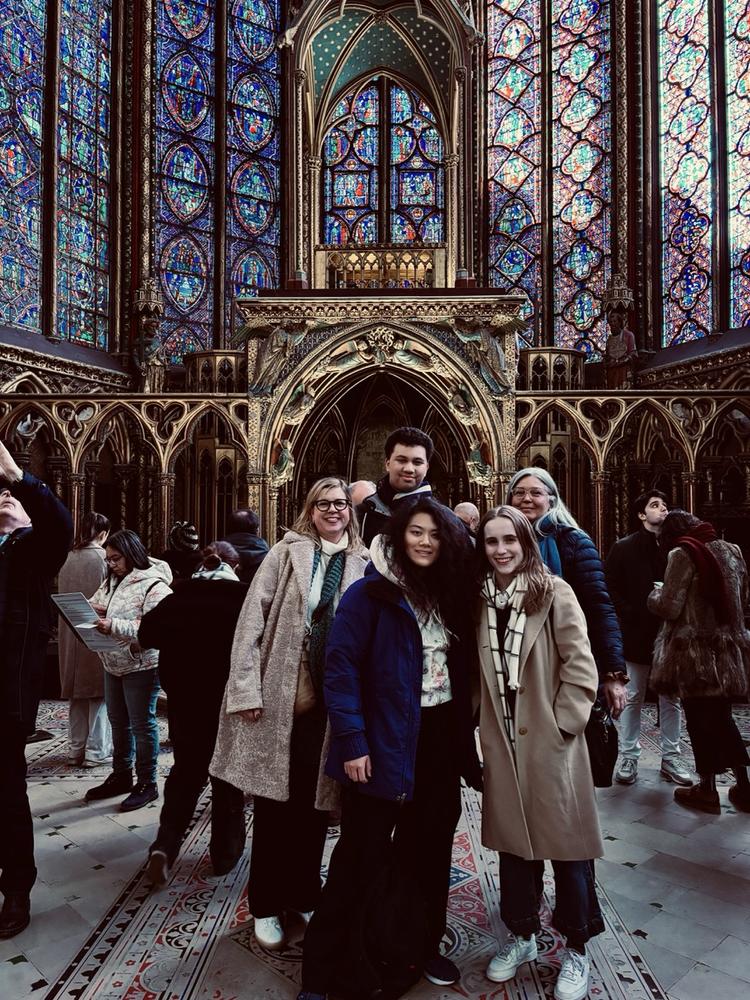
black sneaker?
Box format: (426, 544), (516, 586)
(120, 781), (159, 812)
(424, 954), (460, 985)
(0, 893), (30, 939)
(85, 771), (134, 802)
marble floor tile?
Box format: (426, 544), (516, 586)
(631, 939), (697, 991)
(697, 934), (750, 983)
(670, 963), (750, 1000)
(634, 910), (726, 960)
(659, 887), (750, 941)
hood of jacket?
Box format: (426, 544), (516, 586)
(122, 557), (173, 588)
(368, 533), (402, 588)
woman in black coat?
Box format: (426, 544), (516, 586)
(138, 541), (249, 885)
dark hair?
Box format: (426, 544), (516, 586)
(384, 426), (434, 462)
(227, 508), (260, 534)
(383, 497), (471, 626)
(659, 509), (701, 552)
(105, 528), (150, 585)
(632, 489), (668, 520)
(74, 511), (110, 550)
(201, 540), (240, 570)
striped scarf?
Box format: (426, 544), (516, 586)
(481, 571), (528, 692)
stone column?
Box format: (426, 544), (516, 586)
(591, 471), (610, 554)
(307, 154), (322, 285)
(682, 471), (701, 512)
(454, 67), (467, 277)
(113, 465), (131, 530)
(292, 69), (308, 286)
(67, 473), (87, 531)
(154, 473), (175, 553)
(445, 153), (459, 287)
(85, 462), (100, 512)
(45, 457), (68, 502)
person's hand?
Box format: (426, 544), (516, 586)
(602, 678), (627, 719)
(90, 604), (106, 616)
(240, 708), (262, 722)
(94, 618), (112, 634)
(0, 441), (22, 484)
(344, 755), (371, 783)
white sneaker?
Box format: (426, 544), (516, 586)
(554, 949), (590, 1000)
(486, 933), (538, 982)
(255, 915), (286, 950)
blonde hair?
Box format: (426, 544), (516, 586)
(477, 504), (553, 613)
(291, 477), (363, 550)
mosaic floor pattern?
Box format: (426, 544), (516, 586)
(17, 703), (681, 1000)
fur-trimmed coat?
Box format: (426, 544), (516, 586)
(648, 540), (750, 699)
(209, 531), (368, 801)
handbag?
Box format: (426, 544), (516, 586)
(584, 697), (618, 787)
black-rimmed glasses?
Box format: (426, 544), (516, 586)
(313, 499), (351, 512)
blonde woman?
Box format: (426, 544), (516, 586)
(210, 478), (368, 951)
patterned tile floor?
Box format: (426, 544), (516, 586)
(2, 702), (749, 1000)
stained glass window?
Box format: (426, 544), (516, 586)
(155, 0), (215, 363)
(725, 0), (750, 329)
(226, 0), (281, 328)
(657, 0), (713, 345)
(57, 0), (112, 348)
(322, 79), (444, 246)
(488, 0), (611, 352)
(0, 1), (46, 331)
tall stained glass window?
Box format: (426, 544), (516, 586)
(657, 0), (713, 344)
(488, 0), (611, 352)
(155, 0), (281, 363)
(322, 79), (444, 246)
(0, 1), (47, 330)
(725, 0), (750, 329)
(57, 0), (113, 347)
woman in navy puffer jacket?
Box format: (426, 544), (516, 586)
(299, 498), (481, 999)
(506, 468), (628, 718)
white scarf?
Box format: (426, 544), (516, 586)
(481, 571), (528, 691)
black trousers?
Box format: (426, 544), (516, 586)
(0, 719), (36, 896)
(247, 707), (329, 917)
(682, 696), (750, 775)
(302, 702), (463, 993)
(152, 687), (245, 868)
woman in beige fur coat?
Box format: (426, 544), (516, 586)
(475, 505), (603, 1000)
(210, 477), (367, 952)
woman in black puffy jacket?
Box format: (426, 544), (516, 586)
(506, 467), (627, 718)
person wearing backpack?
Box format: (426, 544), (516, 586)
(298, 497), (481, 1000)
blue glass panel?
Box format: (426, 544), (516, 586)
(389, 83), (444, 243)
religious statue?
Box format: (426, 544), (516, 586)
(10, 413), (46, 451)
(283, 383), (316, 425)
(255, 323), (307, 389)
(447, 383), (479, 425)
(466, 438), (494, 486)
(603, 275), (637, 389)
(271, 438), (294, 487)
(454, 320), (513, 396)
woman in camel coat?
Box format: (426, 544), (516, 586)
(210, 477), (368, 952)
(58, 511), (111, 765)
(475, 505), (603, 1000)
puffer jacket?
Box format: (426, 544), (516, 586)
(551, 524), (627, 679)
(324, 556), (482, 803)
(90, 559), (172, 675)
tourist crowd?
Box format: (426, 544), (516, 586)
(1, 427), (748, 1000)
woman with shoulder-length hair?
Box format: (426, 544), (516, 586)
(298, 497), (481, 1000)
(505, 467), (629, 723)
(85, 529), (172, 811)
(210, 477), (368, 952)
(58, 511), (112, 766)
(648, 510), (750, 814)
(475, 505), (603, 1000)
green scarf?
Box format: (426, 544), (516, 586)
(307, 548), (346, 699)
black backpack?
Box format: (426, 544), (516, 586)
(334, 856), (428, 1000)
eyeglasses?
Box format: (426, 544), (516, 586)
(511, 488), (550, 500)
(313, 499), (351, 512)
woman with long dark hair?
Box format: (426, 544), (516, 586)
(85, 529), (172, 811)
(58, 511), (111, 766)
(298, 497), (481, 999)
(475, 505), (603, 1000)
(649, 510), (750, 814)
(211, 478), (368, 952)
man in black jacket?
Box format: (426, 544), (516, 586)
(0, 441), (73, 937)
(222, 508), (269, 584)
(605, 490), (692, 787)
(356, 427), (435, 547)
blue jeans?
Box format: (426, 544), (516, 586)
(498, 852), (604, 945)
(104, 669), (160, 784)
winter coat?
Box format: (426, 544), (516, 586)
(605, 528), (667, 664)
(223, 531), (270, 585)
(356, 479), (435, 548)
(209, 531), (368, 800)
(477, 577), (603, 861)
(550, 524), (626, 679)
(324, 562), (483, 802)
(0, 472), (73, 731)
(138, 578), (249, 699)
(159, 547), (203, 582)
(58, 544), (108, 699)
(648, 540), (750, 699)
(89, 559), (173, 676)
